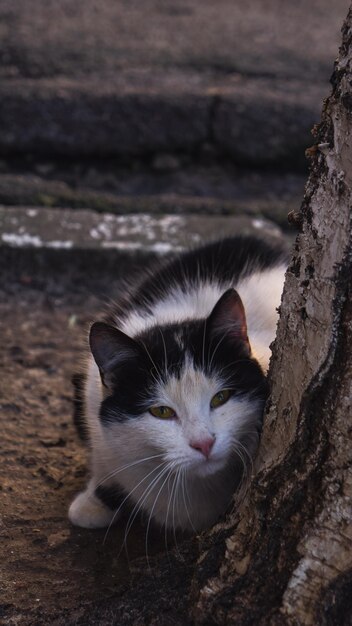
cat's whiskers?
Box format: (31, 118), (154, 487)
(235, 427), (261, 435)
(235, 429), (260, 448)
(214, 358), (253, 378)
(139, 338), (163, 382)
(145, 463), (176, 569)
(207, 330), (228, 372)
(102, 459), (168, 545)
(122, 461), (176, 559)
(171, 469), (178, 543)
(235, 438), (254, 472)
(159, 327), (168, 379)
(201, 318), (207, 371)
(231, 438), (255, 502)
(117, 464), (170, 562)
(181, 469), (197, 534)
(96, 453), (165, 489)
(232, 447), (248, 499)
(171, 468), (184, 560)
(164, 464), (179, 554)
(165, 468), (180, 555)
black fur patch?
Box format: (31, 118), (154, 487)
(95, 484), (126, 511)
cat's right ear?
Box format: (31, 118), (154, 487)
(89, 322), (141, 388)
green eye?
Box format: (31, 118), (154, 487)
(149, 405), (176, 419)
(210, 389), (232, 409)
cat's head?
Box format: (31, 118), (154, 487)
(90, 289), (267, 479)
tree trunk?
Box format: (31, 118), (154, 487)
(191, 7), (352, 625)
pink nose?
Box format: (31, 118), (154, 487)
(190, 437), (215, 459)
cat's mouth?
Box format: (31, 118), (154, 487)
(186, 454), (228, 477)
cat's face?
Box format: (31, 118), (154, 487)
(91, 290), (268, 479)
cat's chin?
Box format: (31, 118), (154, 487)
(186, 456), (228, 478)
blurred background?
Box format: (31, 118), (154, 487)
(0, 0), (349, 267)
(0, 2), (351, 621)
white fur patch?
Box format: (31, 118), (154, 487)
(68, 486), (116, 529)
(119, 265), (286, 371)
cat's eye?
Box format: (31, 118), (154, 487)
(210, 389), (232, 409)
(149, 405), (176, 419)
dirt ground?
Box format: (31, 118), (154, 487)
(0, 268), (200, 625)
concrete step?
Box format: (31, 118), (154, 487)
(0, 168), (305, 231)
(1, 0), (348, 169)
(1, 205), (283, 253)
(0, 206), (287, 286)
(0, 73), (325, 170)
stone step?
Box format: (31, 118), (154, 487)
(0, 206), (287, 285)
(0, 169), (305, 231)
(1, 206), (283, 253)
(0, 74), (324, 170)
(1, 0), (347, 170)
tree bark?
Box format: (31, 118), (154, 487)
(191, 8), (352, 625)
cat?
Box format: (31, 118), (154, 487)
(69, 235), (287, 533)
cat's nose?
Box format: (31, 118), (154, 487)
(190, 436), (215, 459)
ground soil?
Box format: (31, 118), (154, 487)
(0, 273), (196, 625)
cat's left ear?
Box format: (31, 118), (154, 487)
(207, 288), (250, 350)
(89, 322), (142, 388)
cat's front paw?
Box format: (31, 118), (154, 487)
(68, 489), (116, 529)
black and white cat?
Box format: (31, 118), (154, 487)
(69, 235), (287, 533)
